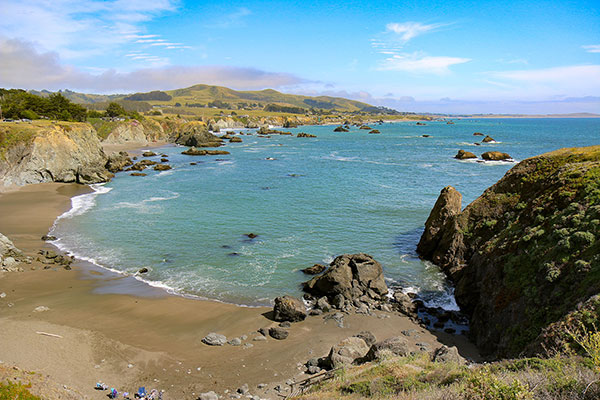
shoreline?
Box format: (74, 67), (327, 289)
(0, 137), (479, 399)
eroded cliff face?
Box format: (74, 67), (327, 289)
(103, 119), (171, 144)
(418, 146), (600, 357)
(0, 123), (112, 187)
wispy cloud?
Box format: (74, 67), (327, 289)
(0, 37), (306, 92)
(488, 65), (600, 98)
(385, 22), (445, 42)
(209, 7), (252, 28)
(0, 0), (187, 64)
(582, 44), (600, 53)
(378, 52), (470, 74)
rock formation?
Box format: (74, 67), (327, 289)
(173, 122), (223, 147)
(303, 253), (388, 302)
(418, 146), (600, 357)
(0, 233), (24, 271)
(454, 150), (477, 160)
(0, 123), (113, 188)
(481, 151), (511, 161)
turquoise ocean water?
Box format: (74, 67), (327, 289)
(50, 118), (600, 308)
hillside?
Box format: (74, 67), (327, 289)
(28, 85), (402, 117)
(418, 146), (600, 357)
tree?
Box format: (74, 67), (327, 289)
(105, 102), (126, 117)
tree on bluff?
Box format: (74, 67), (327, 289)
(105, 102), (127, 117)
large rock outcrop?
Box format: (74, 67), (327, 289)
(418, 146), (600, 357)
(303, 253), (388, 301)
(0, 123), (113, 187)
(173, 122), (223, 147)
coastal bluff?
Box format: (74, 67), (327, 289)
(0, 122), (112, 188)
(418, 146), (600, 357)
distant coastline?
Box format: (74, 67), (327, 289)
(456, 112), (600, 119)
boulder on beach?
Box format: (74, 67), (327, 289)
(269, 327), (289, 340)
(482, 135), (495, 143)
(481, 151), (512, 161)
(273, 295), (307, 322)
(142, 151), (157, 157)
(41, 235), (57, 241)
(454, 150), (477, 160)
(303, 253), (388, 301)
(393, 291), (417, 317)
(202, 332), (227, 346)
(302, 264), (327, 275)
(326, 336), (370, 368)
(432, 345), (466, 364)
(360, 336), (410, 362)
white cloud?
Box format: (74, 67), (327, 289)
(0, 37), (306, 92)
(385, 22), (445, 42)
(209, 7), (252, 28)
(378, 52), (470, 74)
(582, 45), (600, 53)
(0, 0), (183, 61)
(489, 65), (600, 98)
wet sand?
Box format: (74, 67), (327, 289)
(0, 182), (479, 399)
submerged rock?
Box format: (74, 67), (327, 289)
(181, 147), (230, 156)
(301, 264), (327, 275)
(333, 126), (349, 132)
(297, 132), (317, 138)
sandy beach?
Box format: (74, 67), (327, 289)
(0, 179), (479, 399)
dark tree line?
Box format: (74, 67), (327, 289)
(0, 89), (87, 121)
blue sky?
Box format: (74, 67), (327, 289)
(0, 0), (599, 113)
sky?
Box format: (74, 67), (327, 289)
(0, 0), (599, 114)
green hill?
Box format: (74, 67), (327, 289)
(29, 85), (400, 116)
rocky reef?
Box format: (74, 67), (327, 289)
(418, 146), (600, 357)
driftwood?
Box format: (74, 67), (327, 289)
(283, 367), (341, 399)
(36, 331), (63, 338)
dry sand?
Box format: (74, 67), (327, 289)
(0, 182), (479, 399)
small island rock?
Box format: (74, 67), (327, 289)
(455, 150), (477, 160)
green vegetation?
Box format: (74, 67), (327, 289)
(124, 90), (172, 101)
(418, 146), (600, 357)
(0, 381), (41, 400)
(264, 103), (306, 114)
(295, 351), (599, 399)
(0, 89), (87, 121)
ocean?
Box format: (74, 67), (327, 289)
(49, 118), (600, 309)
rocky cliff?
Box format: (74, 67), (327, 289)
(0, 122), (113, 188)
(418, 146), (600, 357)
